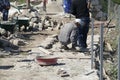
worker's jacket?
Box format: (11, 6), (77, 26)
(71, 0), (89, 18)
(58, 22), (78, 45)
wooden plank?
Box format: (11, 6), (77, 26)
(57, 56), (91, 59)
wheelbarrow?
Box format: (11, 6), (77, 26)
(0, 21), (16, 34)
(30, 0), (42, 5)
(13, 17), (30, 32)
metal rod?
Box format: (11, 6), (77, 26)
(91, 18), (94, 69)
(108, 0), (110, 20)
(100, 23), (104, 80)
(118, 35), (120, 80)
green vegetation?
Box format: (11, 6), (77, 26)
(108, 65), (118, 80)
(10, 0), (26, 4)
(100, 0), (108, 13)
(111, 0), (120, 4)
(104, 30), (118, 80)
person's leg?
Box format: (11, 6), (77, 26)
(77, 17), (90, 48)
(77, 19), (84, 48)
(0, 7), (2, 12)
(43, 3), (46, 11)
(2, 9), (9, 21)
(82, 18), (90, 48)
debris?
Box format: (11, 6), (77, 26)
(57, 68), (70, 77)
(106, 42), (113, 52)
(85, 70), (95, 76)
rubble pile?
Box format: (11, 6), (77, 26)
(0, 1), (64, 53)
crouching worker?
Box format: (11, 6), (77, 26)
(58, 19), (81, 50)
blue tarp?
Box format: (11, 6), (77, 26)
(63, 0), (71, 13)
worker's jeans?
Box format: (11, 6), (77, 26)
(77, 17), (90, 48)
(2, 9), (9, 21)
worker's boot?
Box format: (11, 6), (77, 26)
(60, 45), (69, 50)
(71, 44), (76, 50)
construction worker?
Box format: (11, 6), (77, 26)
(58, 19), (81, 50)
(0, 0), (10, 21)
(71, 0), (91, 51)
(43, 0), (48, 12)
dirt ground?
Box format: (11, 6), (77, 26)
(19, 30), (59, 50)
(0, 30), (57, 80)
(0, 27), (98, 80)
(0, 0), (101, 80)
(0, 25), (100, 80)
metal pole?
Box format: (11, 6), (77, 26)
(118, 35), (120, 80)
(100, 23), (104, 80)
(108, 0), (110, 20)
(91, 18), (94, 69)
